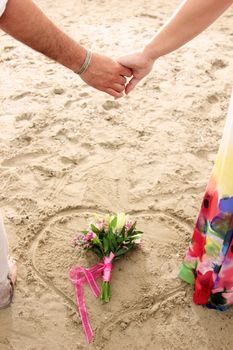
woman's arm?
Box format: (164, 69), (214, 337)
(118, 0), (233, 94)
(0, 0), (131, 98)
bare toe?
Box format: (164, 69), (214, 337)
(8, 256), (17, 285)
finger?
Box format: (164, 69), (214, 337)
(105, 88), (124, 99)
(118, 75), (127, 84)
(113, 83), (125, 93)
(125, 77), (140, 95)
(118, 65), (132, 78)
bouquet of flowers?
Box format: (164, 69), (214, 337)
(69, 213), (142, 342)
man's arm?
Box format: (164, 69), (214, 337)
(118, 0), (233, 94)
(0, 0), (131, 98)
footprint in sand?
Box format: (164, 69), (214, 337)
(15, 112), (34, 122)
(1, 152), (47, 167)
(211, 58), (228, 71)
(11, 91), (32, 101)
(102, 100), (121, 111)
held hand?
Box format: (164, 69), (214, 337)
(117, 51), (154, 94)
(80, 52), (132, 98)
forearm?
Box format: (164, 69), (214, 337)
(144, 0), (233, 60)
(0, 0), (86, 71)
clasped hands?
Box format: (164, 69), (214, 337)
(80, 50), (155, 98)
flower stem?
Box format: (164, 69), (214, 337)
(100, 281), (111, 302)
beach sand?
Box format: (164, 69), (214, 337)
(0, 0), (233, 349)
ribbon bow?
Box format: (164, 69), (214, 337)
(69, 252), (114, 343)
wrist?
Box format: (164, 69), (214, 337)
(74, 49), (92, 75)
(64, 42), (87, 72)
(143, 43), (161, 62)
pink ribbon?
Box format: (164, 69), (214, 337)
(102, 254), (114, 282)
(69, 252), (114, 343)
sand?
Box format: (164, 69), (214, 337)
(0, 0), (233, 349)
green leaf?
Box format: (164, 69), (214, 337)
(103, 237), (109, 254)
(110, 216), (117, 229)
(126, 244), (134, 251)
(111, 232), (117, 250)
(92, 237), (104, 254)
(120, 226), (126, 237)
(91, 224), (100, 234)
(116, 236), (124, 244)
(128, 234), (142, 240)
(92, 246), (103, 259)
(108, 236), (114, 252)
(115, 247), (129, 257)
(127, 222), (137, 236)
(82, 230), (89, 234)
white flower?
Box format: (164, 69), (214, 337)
(104, 214), (115, 226)
(115, 213), (129, 232)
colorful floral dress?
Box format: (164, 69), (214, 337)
(179, 92), (233, 310)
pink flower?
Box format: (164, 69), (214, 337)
(84, 231), (97, 242)
(73, 234), (85, 245)
(125, 219), (133, 231)
(96, 219), (105, 231)
(73, 234), (90, 249)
